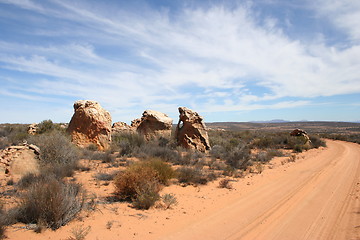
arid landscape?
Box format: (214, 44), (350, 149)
(1, 1), (360, 239)
(1, 101), (359, 240)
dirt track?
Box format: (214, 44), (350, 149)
(165, 140), (360, 240)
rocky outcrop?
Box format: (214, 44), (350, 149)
(175, 107), (211, 152)
(28, 123), (38, 135)
(290, 128), (311, 146)
(112, 121), (133, 133)
(135, 110), (173, 140)
(131, 118), (142, 129)
(67, 100), (112, 150)
(0, 144), (40, 176)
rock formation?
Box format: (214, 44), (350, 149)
(175, 107), (211, 152)
(0, 143), (40, 176)
(67, 100), (112, 150)
(112, 121), (133, 133)
(28, 123), (38, 135)
(131, 118), (141, 129)
(290, 128), (311, 146)
(135, 110), (173, 140)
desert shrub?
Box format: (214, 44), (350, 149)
(111, 132), (145, 156)
(114, 164), (159, 200)
(28, 131), (79, 177)
(0, 124), (28, 145)
(17, 173), (42, 189)
(218, 178), (232, 189)
(68, 224), (91, 240)
(132, 180), (160, 210)
(136, 144), (182, 164)
(254, 162), (264, 173)
(15, 177), (85, 230)
(142, 158), (176, 185)
(266, 149), (284, 158)
(37, 120), (55, 134)
(309, 135), (326, 148)
(0, 203), (6, 239)
(322, 133), (360, 144)
(0, 137), (10, 150)
(176, 167), (210, 185)
(210, 145), (226, 159)
(293, 144), (304, 153)
(161, 193), (178, 209)
(224, 143), (251, 170)
(93, 172), (116, 181)
(86, 150), (115, 163)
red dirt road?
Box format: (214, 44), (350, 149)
(164, 140), (360, 240)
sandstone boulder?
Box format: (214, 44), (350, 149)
(67, 100), (112, 150)
(175, 107), (211, 152)
(28, 123), (38, 135)
(112, 121), (133, 133)
(135, 110), (173, 140)
(0, 143), (40, 176)
(290, 128), (311, 146)
(131, 118), (142, 129)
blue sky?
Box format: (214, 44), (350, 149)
(0, 0), (359, 124)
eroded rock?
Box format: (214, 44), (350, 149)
(135, 110), (173, 140)
(175, 107), (210, 152)
(0, 143), (40, 176)
(290, 128), (311, 146)
(112, 121), (133, 133)
(67, 100), (112, 150)
(28, 123), (38, 135)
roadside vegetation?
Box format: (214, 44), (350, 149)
(0, 120), (335, 235)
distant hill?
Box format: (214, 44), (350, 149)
(249, 119), (289, 123)
(206, 121), (360, 134)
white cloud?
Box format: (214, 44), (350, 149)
(312, 0), (360, 42)
(0, 0), (359, 122)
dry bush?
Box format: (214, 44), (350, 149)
(225, 143), (252, 170)
(136, 143), (182, 164)
(0, 124), (28, 146)
(161, 193), (178, 209)
(0, 203), (6, 240)
(309, 135), (326, 148)
(93, 172), (116, 181)
(320, 133), (360, 144)
(28, 131), (80, 178)
(132, 180), (160, 210)
(68, 225), (91, 240)
(114, 164), (159, 200)
(111, 132), (145, 156)
(176, 167), (211, 185)
(218, 179), (232, 189)
(15, 177), (85, 230)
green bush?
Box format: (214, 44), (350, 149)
(143, 158), (176, 185)
(16, 177), (85, 230)
(37, 120), (55, 134)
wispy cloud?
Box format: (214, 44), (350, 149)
(0, 0), (359, 122)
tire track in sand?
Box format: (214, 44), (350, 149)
(165, 140), (360, 240)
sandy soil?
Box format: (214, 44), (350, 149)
(4, 140), (360, 240)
